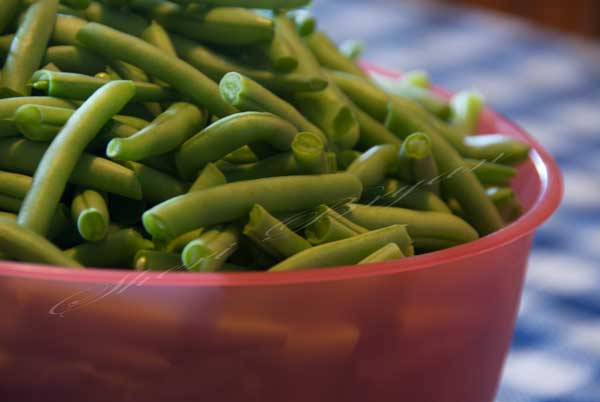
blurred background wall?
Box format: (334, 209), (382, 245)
(445, 0), (600, 37)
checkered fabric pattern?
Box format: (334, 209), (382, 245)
(312, 1), (600, 401)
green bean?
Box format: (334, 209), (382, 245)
(134, 249), (183, 271)
(358, 242), (404, 264)
(176, 112), (298, 180)
(52, 14), (87, 45)
(71, 189), (110, 241)
(142, 20), (178, 57)
(497, 196), (523, 223)
(121, 161), (189, 204)
(171, 34), (327, 92)
(339, 39), (364, 60)
(395, 132), (432, 182)
(15, 104), (74, 142)
(220, 72), (325, 140)
(77, 22), (237, 117)
(326, 151), (338, 172)
(347, 144), (398, 188)
(465, 158), (517, 186)
(15, 105), (150, 143)
(305, 31), (367, 78)
(369, 72), (450, 119)
(143, 173), (363, 240)
(189, 163), (227, 193)
(0, 138), (142, 200)
(0, 96), (74, 138)
(341, 204), (479, 251)
(408, 137), (440, 195)
(360, 179), (451, 214)
(113, 115), (150, 130)
(219, 152), (299, 182)
(461, 134), (531, 165)
(0, 217), (82, 267)
(337, 150), (361, 170)
(107, 103), (206, 162)
(224, 146), (259, 164)
(131, 1), (273, 45)
(31, 70), (178, 102)
(0, 194), (21, 212)
(0, 34), (13, 61)
(486, 186), (515, 205)
(450, 90), (484, 135)
(292, 132), (328, 174)
(328, 70), (390, 121)
(263, 19), (298, 72)
(44, 45), (108, 75)
(17, 81), (136, 236)
(65, 228), (154, 267)
(184, 0), (311, 7)
(0, 212), (16, 221)
(1, 0), (59, 97)
(182, 224), (240, 272)
(401, 70), (430, 88)
(84, 1), (149, 37)
(304, 205), (367, 245)
(0, 0), (20, 35)
(0, 171), (32, 199)
(243, 204), (311, 259)
(276, 14), (359, 150)
(385, 98), (504, 235)
(288, 9), (315, 36)
(351, 102), (402, 149)
(269, 224), (413, 272)
(164, 228), (204, 252)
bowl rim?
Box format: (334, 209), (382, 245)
(0, 64), (563, 287)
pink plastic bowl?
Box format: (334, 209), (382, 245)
(0, 66), (562, 402)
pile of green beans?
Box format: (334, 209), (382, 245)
(0, 0), (530, 272)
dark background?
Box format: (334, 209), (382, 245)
(446, 0), (600, 37)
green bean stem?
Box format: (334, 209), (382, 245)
(292, 132), (329, 174)
(143, 173), (363, 240)
(71, 189), (110, 242)
(269, 224), (413, 272)
(17, 81), (136, 236)
(0, 217), (81, 268)
(358, 242), (404, 264)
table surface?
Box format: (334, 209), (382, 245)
(312, 1), (600, 401)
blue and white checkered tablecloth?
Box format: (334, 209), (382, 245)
(312, 1), (600, 401)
